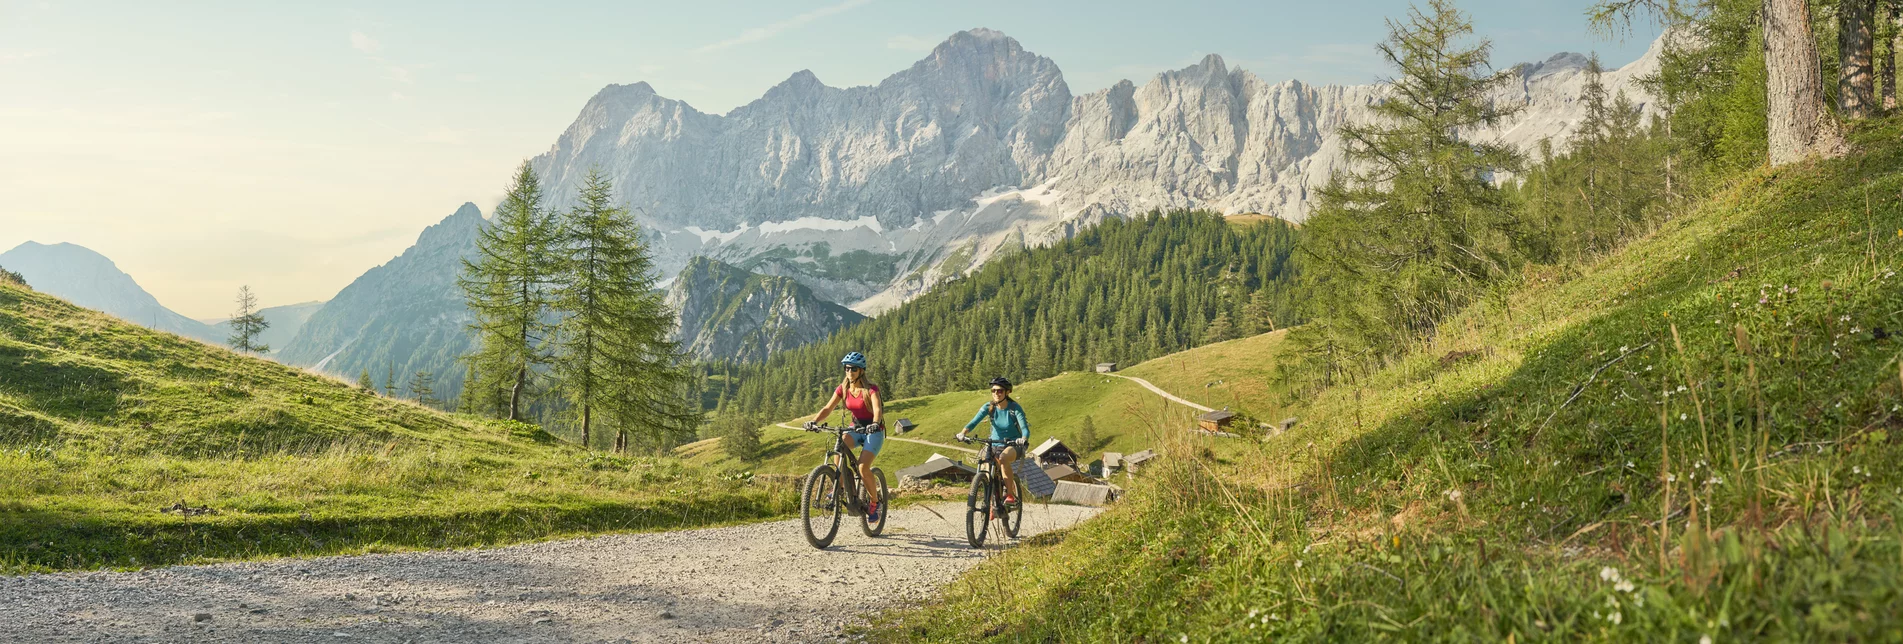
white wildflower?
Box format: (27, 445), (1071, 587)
(1600, 567), (1622, 582)
(1615, 579), (1635, 593)
(1294, 560), (1303, 569)
(1681, 413), (1689, 421)
(1700, 636), (1713, 644)
(1609, 611), (1623, 625)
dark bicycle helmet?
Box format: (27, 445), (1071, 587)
(841, 352), (868, 369)
(989, 376), (1013, 391)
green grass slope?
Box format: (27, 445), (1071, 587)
(681, 370), (1217, 477)
(0, 283), (791, 573)
(875, 122), (1903, 641)
(1121, 328), (1289, 423)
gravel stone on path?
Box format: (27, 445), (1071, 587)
(0, 502), (1098, 643)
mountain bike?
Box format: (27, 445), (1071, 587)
(798, 421), (889, 549)
(956, 437), (1026, 548)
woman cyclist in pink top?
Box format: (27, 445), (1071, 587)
(808, 352), (886, 521)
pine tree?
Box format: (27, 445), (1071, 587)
(225, 285), (271, 356)
(1078, 415), (1100, 453)
(383, 363), (396, 398)
(357, 369), (375, 391)
(719, 414), (765, 462)
(459, 162), (561, 422)
(407, 371), (439, 408)
(1295, 0), (1522, 362)
(552, 168), (697, 452)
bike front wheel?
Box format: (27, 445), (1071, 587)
(1003, 477), (1025, 538)
(801, 464), (843, 549)
(861, 467), (889, 537)
(965, 471), (991, 548)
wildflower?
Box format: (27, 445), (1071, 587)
(1294, 560), (1303, 569)
(1447, 489), (1463, 502)
(1840, 315), (1853, 323)
(1701, 636), (1714, 644)
(1600, 567), (1622, 582)
(1667, 473), (1677, 482)
(1179, 634), (1189, 643)
(1677, 385), (1687, 393)
(1615, 579), (1636, 593)
(1620, 345), (1629, 353)
(1609, 611), (1623, 625)
(1709, 476), (1724, 486)
(1680, 413), (1688, 421)
(1626, 461), (1635, 469)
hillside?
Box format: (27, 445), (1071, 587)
(211, 300), (325, 358)
(665, 256), (865, 362)
(0, 241), (222, 344)
(874, 121), (1903, 640)
(1120, 328), (1288, 423)
(0, 282), (789, 573)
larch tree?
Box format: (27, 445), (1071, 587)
(1294, 0), (1523, 360)
(225, 285), (271, 356)
(459, 162), (561, 422)
(552, 168), (696, 452)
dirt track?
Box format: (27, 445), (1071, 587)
(0, 502), (1098, 643)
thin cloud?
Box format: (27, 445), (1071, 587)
(349, 30), (380, 54)
(694, 0), (874, 54)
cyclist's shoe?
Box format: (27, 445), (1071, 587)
(1004, 493), (1019, 506)
(865, 501), (880, 523)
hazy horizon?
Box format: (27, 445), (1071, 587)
(0, 0), (1659, 319)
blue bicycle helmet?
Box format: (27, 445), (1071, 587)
(841, 352), (868, 369)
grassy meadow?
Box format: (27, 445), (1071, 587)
(0, 284), (795, 573)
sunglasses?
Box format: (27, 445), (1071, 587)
(843, 366), (863, 371)
(990, 388), (1007, 394)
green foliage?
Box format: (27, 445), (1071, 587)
(712, 413), (766, 463)
(549, 168), (697, 452)
(1077, 415), (1099, 453)
(0, 282), (797, 572)
(224, 286), (270, 356)
(0, 265), (26, 289)
(1291, 0), (1525, 380)
(871, 117), (1903, 643)
(1515, 58), (1672, 263)
(459, 162), (561, 422)
(713, 211), (1300, 420)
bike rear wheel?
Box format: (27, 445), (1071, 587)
(861, 467), (889, 537)
(965, 472), (991, 548)
(801, 464), (843, 549)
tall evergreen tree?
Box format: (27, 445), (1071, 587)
(226, 285), (271, 356)
(459, 162), (561, 422)
(551, 168), (696, 452)
(357, 369), (375, 391)
(1293, 0), (1522, 366)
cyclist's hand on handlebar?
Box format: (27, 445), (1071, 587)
(1012, 438), (1028, 447)
(955, 432), (969, 443)
(802, 421), (819, 432)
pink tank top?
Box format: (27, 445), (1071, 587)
(837, 384), (879, 422)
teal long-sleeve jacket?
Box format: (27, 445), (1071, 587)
(963, 400), (1029, 443)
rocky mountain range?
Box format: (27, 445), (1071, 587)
(666, 256), (866, 363)
(531, 28), (1662, 313)
(276, 28), (1663, 398)
(275, 203), (485, 394)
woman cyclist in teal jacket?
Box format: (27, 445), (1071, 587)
(957, 376), (1030, 505)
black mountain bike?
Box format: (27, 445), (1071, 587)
(957, 437), (1026, 548)
(799, 422), (889, 549)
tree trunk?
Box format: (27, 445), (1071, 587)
(1887, 1), (1902, 110)
(1842, 0), (1877, 118)
(509, 366), (526, 422)
(1765, 0), (1850, 165)
(581, 405), (591, 449)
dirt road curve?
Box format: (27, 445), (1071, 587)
(0, 502), (1099, 643)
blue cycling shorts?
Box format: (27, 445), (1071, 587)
(846, 429), (884, 456)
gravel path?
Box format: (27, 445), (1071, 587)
(1104, 374), (1214, 412)
(0, 502), (1098, 643)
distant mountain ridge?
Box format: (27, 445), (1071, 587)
(0, 241), (222, 344)
(526, 28), (1663, 313)
(665, 257), (866, 363)
(276, 203), (485, 394)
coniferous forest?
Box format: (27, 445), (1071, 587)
(705, 211), (1300, 419)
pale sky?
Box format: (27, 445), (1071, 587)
(0, 0), (1660, 319)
